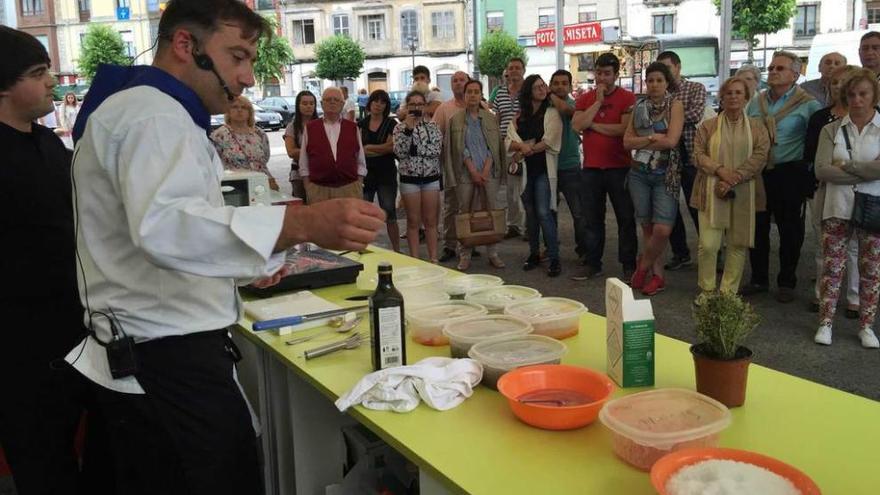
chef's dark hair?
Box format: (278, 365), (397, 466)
(157, 0), (269, 48)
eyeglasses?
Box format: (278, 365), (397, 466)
(767, 65), (792, 73)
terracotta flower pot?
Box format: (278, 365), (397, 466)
(690, 343), (753, 408)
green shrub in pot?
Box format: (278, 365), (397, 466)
(693, 291), (760, 359)
(691, 291), (761, 407)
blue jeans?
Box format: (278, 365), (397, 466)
(521, 173), (560, 260)
(628, 169), (678, 226)
(556, 168), (588, 257)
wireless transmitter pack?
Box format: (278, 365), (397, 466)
(107, 332), (139, 379)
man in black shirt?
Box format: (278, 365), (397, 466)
(0, 26), (106, 495)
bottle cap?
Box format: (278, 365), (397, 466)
(378, 261), (392, 273)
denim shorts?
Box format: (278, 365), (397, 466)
(399, 180), (441, 195)
(627, 169), (678, 225)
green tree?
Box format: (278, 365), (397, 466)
(254, 15), (295, 94)
(713, 0), (797, 64)
(78, 24), (130, 82)
(314, 35), (365, 84)
(477, 31), (527, 79)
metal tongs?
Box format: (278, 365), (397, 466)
(303, 332), (369, 360)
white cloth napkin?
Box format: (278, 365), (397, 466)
(335, 357), (483, 413)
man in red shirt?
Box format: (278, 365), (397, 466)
(572, 53), (637, 280)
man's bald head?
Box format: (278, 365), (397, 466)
(320, 87), (344, 120)
(451, 71), (471, 99)
(819, 52), (847, 80)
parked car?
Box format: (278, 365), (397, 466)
(253, 104), (283, 131)
(209, 105), (284, 133)
(257, 95), (323, 126)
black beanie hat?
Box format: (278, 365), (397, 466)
(0, 26), (51, 92)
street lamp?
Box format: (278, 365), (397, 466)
(407, 37), (418, 71)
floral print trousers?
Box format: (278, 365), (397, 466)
(819, 218), (880, 329)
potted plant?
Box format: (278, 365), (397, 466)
(691, 291), (761, 407)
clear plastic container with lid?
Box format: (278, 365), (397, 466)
(442, 315), (533, 358)
(464, 285), (542, 314)
(598, 388), (732, 471)
(504, 297), (586, 340)
(407, 301), (488, 346)
(444, 274), (503, 298)
(400, 288), (450, 311)
(358, 264), (447, 292)
(467, 335), (567, 389)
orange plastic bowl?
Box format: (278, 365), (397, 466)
(496, 364), (616, 430)
(651, 447), (822, 495)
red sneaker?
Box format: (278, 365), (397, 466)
(630, 268), (649, 290)
(642, 275), (666, 296)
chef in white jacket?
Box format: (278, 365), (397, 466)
(65, 1), (385, 493)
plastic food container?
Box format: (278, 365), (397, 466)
(407, 301), (488, 346)
(442, 315), (533, 358)
(467, 335), (567, 389)
(401, 288), (450, 310)
(358, 264), (447, 292)
(504, 297), (586, 340)
(444, 274), (503, 298)
(465, 285), (542, 314)
(598, 389), (732, 471)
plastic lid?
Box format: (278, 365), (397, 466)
(504, 297), (587, 321)
(598, 389), (732, 450)
(444, 274), (504, 295)
(442, 315), (533, 344)
(467, 335), (567, 370)
(465, 285), (542, 309)
(401, 288), (450, 308)
(394, 265), (448, 288)
(408, 300), (488, 325)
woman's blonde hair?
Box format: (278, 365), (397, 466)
(224, 95), (255, 128)
(839, 67), (880, 109)
(718, 76), (753, 106)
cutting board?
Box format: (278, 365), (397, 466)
(243, 291), (341, 335)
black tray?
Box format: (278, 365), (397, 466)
(240, 247), (363, 297)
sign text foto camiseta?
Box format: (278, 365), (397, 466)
(535, 22), (603, 47)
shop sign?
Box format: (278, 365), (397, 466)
(535, 22), (603, 47)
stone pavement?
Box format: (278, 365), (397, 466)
(267, 132), (880, 402)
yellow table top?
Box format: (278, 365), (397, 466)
(235, 248), (878, 495)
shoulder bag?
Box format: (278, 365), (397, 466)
(843, 126), (880, 233)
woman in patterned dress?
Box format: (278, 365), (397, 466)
(210, 95), (276, 190)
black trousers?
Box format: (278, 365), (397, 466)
(669, 165), (700, 258)
(749, 162), (810, 288)
(581, 167), (638, 271)
(93, 330), (261, 495)
(0, 359), (111, 495)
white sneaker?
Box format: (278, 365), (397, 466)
(814, 326), (832, 345)
(858, 328), (880, 349)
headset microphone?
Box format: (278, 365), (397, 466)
(193, 51), (235, 102)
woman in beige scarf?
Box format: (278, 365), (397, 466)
(691, 77), (771, 300)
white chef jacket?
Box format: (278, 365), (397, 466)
(66, 85), (285, 394)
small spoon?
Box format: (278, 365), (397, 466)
(284, 316), (363, 346)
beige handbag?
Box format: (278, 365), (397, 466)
(455, 186), (506, 247)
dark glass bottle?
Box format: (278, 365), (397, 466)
(370, 262), (406, 371)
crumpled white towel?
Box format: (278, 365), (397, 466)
(335, 357), (483, 413)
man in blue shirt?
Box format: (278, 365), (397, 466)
(742, 51), (822, 303)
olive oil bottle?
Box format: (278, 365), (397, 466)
(370, 262), (406, 371)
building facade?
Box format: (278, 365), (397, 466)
(15, 0), (61, 73)
(50, 0), (164, 83)
(626, 0), (862, 71)
(281, 0), (471, 98)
